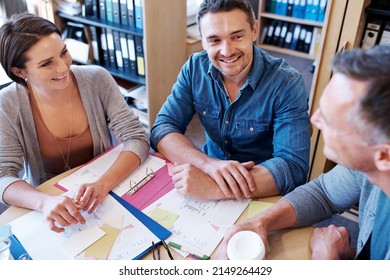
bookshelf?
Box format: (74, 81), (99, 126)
(308, 0), (370, 179)
(52, 0), (187, 132)
(361, 2), (390, 49)
(257, 0), (329, 60)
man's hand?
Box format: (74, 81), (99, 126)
(310, 225), (356, 260)
(170, 163), (227, 200)
(41, 195), (86, 233)
(201, 159), (256, 200)
(216, 220), (268, 259)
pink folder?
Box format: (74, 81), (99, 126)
(55, 146), (174, 211)
(120, 163), (174, 210)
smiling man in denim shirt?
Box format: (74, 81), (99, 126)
(150, 0), (310, 200)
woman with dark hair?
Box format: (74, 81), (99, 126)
(0, 13), (149, 232)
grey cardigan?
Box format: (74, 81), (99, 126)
(0, 65), (149, 204)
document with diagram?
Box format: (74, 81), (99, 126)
(143, 189), (250, 258)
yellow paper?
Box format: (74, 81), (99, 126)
(148, 208), (179, 230)
(247, 201), (274, 253)
(83, 224), (120, 260)
(247, 201), (274, 219)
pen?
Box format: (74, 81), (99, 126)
(168, 241), (210, 260)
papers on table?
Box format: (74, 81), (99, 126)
(9, 193), (165, 260)
(56, 143), (166, 197)
(143, 190), (250, 258)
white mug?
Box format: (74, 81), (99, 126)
(227, 230), (265, 260)
(0, 237), (11, 260)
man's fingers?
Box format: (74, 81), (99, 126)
(231, 166), (254, 197)
(214, 175), (233, 198)
(238, 163), (256, 192)
(220, 172), (243, 200)
(241, 161), (255, 169)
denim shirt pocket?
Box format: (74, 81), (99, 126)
(232, 119), (272, 147)
(194, 101), (220, 119)
(193, 100), (220, 140)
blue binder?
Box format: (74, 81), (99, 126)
(110, 192), (172, 259)
(134, 0), (143, 30)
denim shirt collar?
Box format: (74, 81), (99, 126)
(207, 45), (264, 92)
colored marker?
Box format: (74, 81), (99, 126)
(168, 241), (210, 260)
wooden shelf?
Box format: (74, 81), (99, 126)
(257, 1), (328, 59)
(186, 37), (203, 58)
(258, 44), (315, 59)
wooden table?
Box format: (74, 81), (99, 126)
(0, 169), (312, 260)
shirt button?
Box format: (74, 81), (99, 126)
(202, 111), (207, 116)
(228, 152), (231, 158)
(249, 127), (254, 132)
(224, 140), (228, 144)
(225, 120), (229, 125)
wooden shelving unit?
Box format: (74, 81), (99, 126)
(257, 0), (329, 60)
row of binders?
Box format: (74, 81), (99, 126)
(67, 22), (145, 76)
(82, 0), (144, 30)
(261, 19), (322, 57)
(361, 18), (390, 49)
(265, 0), (327, 22)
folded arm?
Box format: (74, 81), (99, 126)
(158, 132), (281, 200)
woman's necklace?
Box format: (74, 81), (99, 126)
(31, 84), (74, 171)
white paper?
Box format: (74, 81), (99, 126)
(9, 194), (162, 260)
(143, 190), (250, 257)
(9, 209), (104, 260)
(57, 143), (166, 197)
(64, 38), (89, 64)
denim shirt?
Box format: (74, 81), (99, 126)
(283, 164), (390, 259)
(151, 46), (310, 195)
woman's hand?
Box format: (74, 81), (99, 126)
(73, 182), (111, 214)
(41, 195), (86, 233)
